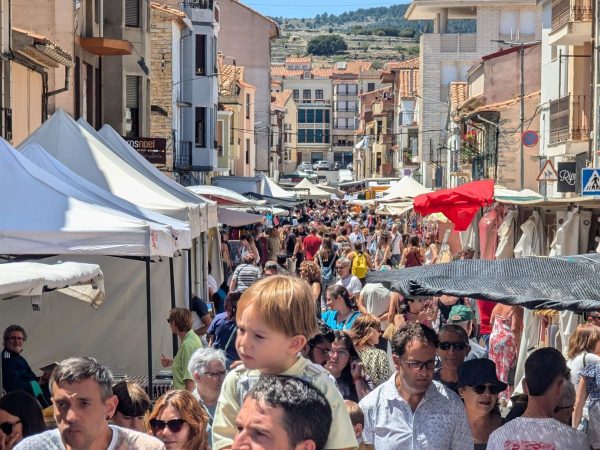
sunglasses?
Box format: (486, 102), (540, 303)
(469, 384), (504, 395)
(0, 420), (21, 435)
(149, 418), (186, 434)
(309, 344), (331, 358)
(438, 342), (468, 351)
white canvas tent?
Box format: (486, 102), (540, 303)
(381, 176), (431, 202)
(217, 208), (265, 227)
(292, 178), (333, 200)
(0, 261), (105, 308)
(0, 139), (167, 257)
(261, 174), (296, 199)
(19, 110), (204, 237)
(20, 143), (192, 251)
(187, 185), (259, 205)
(97, 123), (219, 231)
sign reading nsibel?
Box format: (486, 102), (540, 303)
(581, 168), (600, 196)
(536, 160), (558, 182)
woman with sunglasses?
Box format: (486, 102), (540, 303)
(349, 314), (392, 387)
(149, 390), (209, 450)
(325, 331), (373, 402)
(0, 391), (46, 450)
(434, 325), (471, 393)
(457, 359), (506, 450)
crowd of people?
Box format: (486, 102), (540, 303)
(1, 200), (600, 449)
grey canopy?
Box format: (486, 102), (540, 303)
(367, 254), (600, 312)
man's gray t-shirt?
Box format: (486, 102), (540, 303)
(15, 425), (165, 450)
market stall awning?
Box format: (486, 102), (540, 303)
(218, 207), (264, 227)
(376, 202), (413, 216)
(368, 254), (600, 312)
(188, 185), (261, 206)
(292, 178), (332, 200)
(494, 187), (544, 204)
(261, 174), (296, 199)
(243, 192), (302, 209)
(381, 176), (431, 201)
(0, 261), (105, 308)
(413, 180), (494, 231)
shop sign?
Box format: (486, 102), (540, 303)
(122, 137), (167, 165)
(557, 162), (576, 192)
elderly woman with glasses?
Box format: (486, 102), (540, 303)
(349, 314), (391, 387)
(187, 348), (227, 445)
(457, 359), (505, 450)
(149, 390), (209, 450)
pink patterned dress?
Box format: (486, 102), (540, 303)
(488, 314), (516, 403)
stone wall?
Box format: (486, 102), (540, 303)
(150, 9), (175, 175)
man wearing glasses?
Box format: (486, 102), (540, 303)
(359, 323), (473, 449)
(334, 258), (362, 300)
(1, 325), (50, 406)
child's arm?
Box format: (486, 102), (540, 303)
(212, 370), (242, 450)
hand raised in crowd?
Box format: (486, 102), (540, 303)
(160, 353), (172, 368)
(0, 429), (21, 450)
(350, 359), (364, 379)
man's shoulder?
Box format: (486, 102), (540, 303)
(359, 376), (393, 409)
(489, 417), (588, 448)
(14, 429), (62, 449)
(114, 425), (166, 449)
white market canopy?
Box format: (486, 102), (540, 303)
(261, 174), (296, 199)
(217, 207), (265, 227)
(0, 139), (162, 256)
(381, 176), (431, 202)
(0, 261), (105, 308)
(97, 123), (218, 231)
(292, 178), (333, 200)
(187, 185), (260, 206)
(19, 110), (204, 237)
(494, 187), (545, 204)
(20, 143), (192, 252)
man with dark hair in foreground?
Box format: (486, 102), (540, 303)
(487, 347), (588, 449)
(232, 375), (332, 450)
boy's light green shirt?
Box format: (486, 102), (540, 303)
(212, 355), (358, 450)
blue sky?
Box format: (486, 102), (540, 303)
(247, 1), (408, 19)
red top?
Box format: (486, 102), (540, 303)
(477, 299), (496, 335)
(303, 234), (322, 261)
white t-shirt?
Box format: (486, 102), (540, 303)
(207, 274), (218, 295)
(359, 283), (391, 327)
(567, 352), (600, 386)
(487, 417), (589, 450)
(336, 275), (363, 296)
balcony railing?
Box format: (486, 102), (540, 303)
(174, 141), (193, 171)
(439, 33), (477, 53)
(549, 95), (590, 145)
(551, 0), (592, 31)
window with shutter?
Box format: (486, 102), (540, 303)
(125, 0), (140, 27)
(125, 75), (140, 137)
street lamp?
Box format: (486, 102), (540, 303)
(493, 39), (541, 190)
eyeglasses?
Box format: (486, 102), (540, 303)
(149, 418), (186, 434)
(438, 342), (469, 351)
(204, 370), (226, 379)
(469, 384), (504, 395)
(309, 344), (331, 358)
(589, 315), (600, 321)
(401, 359), (436, 371)
(554, 404), (574, 414)
(0, 420), (21, 435)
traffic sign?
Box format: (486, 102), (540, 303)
(522, 130), (539, 147)
(582, 168), (600, 195)
(536, 160), (558, 182)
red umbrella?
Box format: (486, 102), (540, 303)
(413, 180), (495, 231)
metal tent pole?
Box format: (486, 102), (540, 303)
(187, 248), (193, 308)
(169, 257), (178, 355)
(145, 258), (153, 396)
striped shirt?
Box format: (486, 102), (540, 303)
(232, 263), (261, 292)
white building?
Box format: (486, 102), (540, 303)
(405, 0), (541, 187)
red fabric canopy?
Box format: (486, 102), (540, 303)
(413, 180), (495, 231)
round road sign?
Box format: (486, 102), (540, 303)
(522, 130), (539, 147)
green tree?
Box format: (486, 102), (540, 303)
(306, 34), (348, 56)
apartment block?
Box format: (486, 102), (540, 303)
(270, 89), (298, 174)
(405, 0), (541, 187)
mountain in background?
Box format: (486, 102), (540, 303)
(270, 4), (476, 37)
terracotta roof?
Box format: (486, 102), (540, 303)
(272, 89), (293, 108)
(398, 68), (419, 99)
(450, 82), (468, 111)
(333, 60), (372, 74)
(219, 64), (245, 96)
(150, 2), (186, 19)
(386, 58), (420, 70)
(271, 66), (303, 78)
(312, 68), (334, 77)
(285, 56), (312, 64)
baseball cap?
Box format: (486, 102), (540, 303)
(448, 305), (474, 323)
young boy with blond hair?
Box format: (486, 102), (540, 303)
(212, 275), (358, 450)
(344, 400), (374, 450)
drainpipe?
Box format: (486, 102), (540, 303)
(44, 65), (71, 98)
